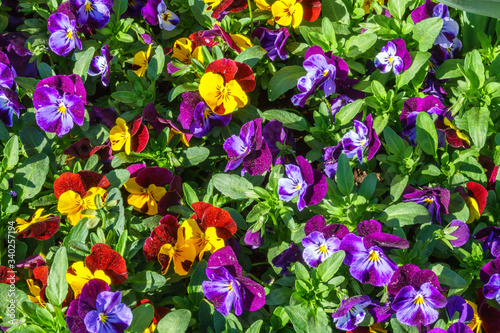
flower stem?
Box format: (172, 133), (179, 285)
(247, 0), (254, 33)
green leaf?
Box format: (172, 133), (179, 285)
(267, 287), (293, 305)
(106, 169), (130, 189)
(130, 271), (166, 292)
(322, 0), (350, 24)
(317, 250), (345, 282)
(294, 262), (310, 281)
(13, 153), (50, 203)
(38, 62), (55, 78)
(336, 154), (354, 196)
(285, 305), (331, 333)
(20, 127), (51, 157)
(245, 320), (263, 333)
(188, 260), (208, 305)
(383, 127), (405, 156)
(112, 0), (128, 18)
(46, 247), (68, 306)
(396, 51), (431, 89)
(388, 0), (409, 20)
(378, 202), (433, 227)
(182, 182), (198, 207)
(73, 47), (95, 80)
(147, 46), (166, 82)
(416, 112), (438, 157)
(390, 174), (409, 202)
(268, 66), (306, 102)
(6, 325), (47, 333)
(358, 173), (378, 200)
(438, 0), (500, 19)
(181, 147), (210, 167)
(3, 135), (19, 171)
(156, 309), (192, 333)
(390, 317), (419, 333)
(0, 284), (30, 319)
(62, 218), (89, 249)
(213, 173), (254, 200)
(188, 0), (215, 28)
(234, 45), (267, 67)
(429, 263), (467, 288)
(467, 107), (489, 148)
(127, 303), (155, 333)
(168, 82), (199, 102)
(345, 33), (377, 58)
(262, 109), (309, 131)
(336, 99), (363, 126)
(112, 91), (137, 104)
(435, 59), (465, 79)
(413, 17), (443, 52)
(464, 50), (485, 88)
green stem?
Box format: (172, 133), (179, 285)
(246, 273), (272, 289)
(247, 0), (254, 33)
(251, 262), (268, 267)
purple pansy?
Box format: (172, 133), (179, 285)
(428, 323), (474, 333)
(329, 95), (353, 122)
(0, 51), (15, 89)
(251, 27), (289, 61)
(304, 215), (349, 241)
(263, 119), (295, 165)
(244, 228), (263, 249)
(357, 219), (410, 251)
(271, 242), (302, 276)
(142, 0), (178, 29)
(302, 231), (341, 268)
(341, 114), (381, 163)
(375, 39), (411, 74)
(66, 279), (132, 333)
(292, 46), (349, 107)
(331, 296), (371, 331)
(445, 295), (474, 323)
(392, 282), (447, 326)
(88, 44), (113, 87)
(202, 246), (265, 316)
(0, 32), (37, 78)
(278, 156), (327, 211)
(340, 233), (398, 286)
(33, 74), (87, 137)
(223, 118), (272, 176)
(411, 0), (459, 49)
(70, 0), (112, 29)
(400, 96), (447, 146)
(388, 264), (444, 296)
(322, 143), (343, 178)
(402, 186), (450, 224)
(484, 274), (500, 304)
(444, 220), (469, 247)
(47, 12), (82, 57)
(0, 86), (23, 127)
(474, 227), (500, 258)
(178, 92), (231, 138)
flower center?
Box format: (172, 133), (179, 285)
(66, 29), (73, 39)
(295, 183), (302, 190)
(57, 102), (67, 114)
(162, 12), (171, 21)
(227, 282), (233, 291)
(359, 139), (366, 147)
(413, 294), (425, 305)
(217, 85), (230, 101)
(84, 1), (93, 11)
(388, 56), (393, 64)
(203, 107), (211, 119)
(285, 5), (295, 16)
(318, 245), (328, 253)
(323, 69), (329, 77)
(368, 250), (380, 262)
(99, 314), (107, 323)
(424, 197), (434, 204)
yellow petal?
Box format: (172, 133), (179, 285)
(230, 34), (253, 52)
(181, 219), (206, 256)
(124, 178), (145, 194)
(291, 2), (303, 28)
(148, 184), (167, 202)
(192, 46), (204, 64)
(128, 193), (150, 212)
(202, 226), (225, 258)
(226, 79), (248, 111)
(172, 38), (194, 64)
(173, 242), (196, 275)
(159, 244), (174, 274)
(466, 197), (481, 223)
(199, 72), (225, 112)
(254, 0), (271, 11)
(272, 0), (293, 26)
(94, 270), (112, 285)
(66, 261), (93, 298)
(83, 187), (108, 210)
(109, 118), (131, 153)
(58, 191), (84, 225)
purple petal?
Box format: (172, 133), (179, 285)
(242, 144), (272, 176)
(237, 276), (266, 312)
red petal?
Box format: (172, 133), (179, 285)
(206, 58), (238, 83)
(53, 173), (86, 198)
(78, 171), (110, 191)
(0, 266), (18, 284)
(299, 0), (322, 22)
(191, 202), (213, 222)
(135, 167), (172, 188)
(33, 265), (49, 287)
(467, 182), (488, 214)
(17, 215), (60, 241)
(131, 123), (149, 153)
(86, 243), (128, 284)
(143, 215), (179, 262)
(234, 61), (256, 92)
(200, 206), (237, 239)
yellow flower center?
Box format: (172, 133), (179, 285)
(368, 250), (380, 262)
(360, 140), (366, 146)
(227, 282), (233, 291)
(286, 5), (295, 15)
(66, 29), (73, 39)
(323, 69), (329, 77)
(57, 102), (67, 114)
(162, 12), (171, 21)
(295, 183), (302, 190)
(99, 314), (107, 323)
(413, 295), (425, 305)
(318, 245), (328, 253)
(424, 197), (434, 204)
(84, 1), (93, 11)
(388, 57), (393, 64)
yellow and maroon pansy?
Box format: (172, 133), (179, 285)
(16, 208), (60, 241)
(109, 116), (149, 155)
(66, 261), (112, 298)
(457, 182), (488, 223)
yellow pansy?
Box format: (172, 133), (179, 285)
(204, 0), (223, 11)
(158, 228), (196, 275)
(15, 208), (51, 233)
(172, 38), (203, 65)
(27, 279), (45, 307)
(57, 187), (108, 225)
(109, 118), (132, 155)
(132, 44), (152, 77)
(181, 219), (225, 260)
(124, 178), (166, 215)
(466, 300), (483, 333)
(465, 196), (481, 223)
(230, 34), (253, 52)
(272, 0), (303, 28)
(66, 261), (111, 298)
(363, 0), (385, 14)
(199, 72), (248, 115)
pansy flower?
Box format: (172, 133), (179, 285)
(342, 114), (381, 163)
(252, 27), (289, 61)
(388, 264), (444, 296)
(0, 51), (15, 89)
(478, 155), (499, 190)
(272, 0), (303, 28)
(456, 182), (488, 223)
(271, 243), (302, 276)
(223, 118), (272, 176)
(445, 295), (474, 324)
(27, 265), (49, 307)
(403, 186), (450, 224)
(0, 32), (38, 78)
(63, 137), (113, 162)
(278, 156), (327, 211)
(357, 219), (410, 251)
(474, 226), (500, 258)
(158, 224), (196, 276)
(177, 91), (231, 138)
(143, 103), (193, 146)
(142, 0), (178, 29)
(143, 215), (180, 262)
(124, 164), (183, 216)
(332, 296), (371, 331)
(244, 228), (264, 249)
(171, 37), (203, 65)
(34, 74), (87, 137)
(132, 44), (152, 77)
(15, 208), (60, 241)
(466, 289), (500, 333)
(202, 246), (265, 316)
(84, 243), (128, 285)
(199, 58), (255, 115)
(70, 0), (112, 29)
(47, 12), (82, 57)
(88, 44), (113, 86)
(392, 282), (447, 326)
(204, 0), (248, 20)
(435, 114), (471, 148)
(0, 85), (23, 127)
(109, 117), (149, 155)
(263, 119), (296, 165)
(302, 231), (341, 267)
(66, 261), (112, 298)
(400, 96), (446, 146)
(54, 171), (110, 225)
(66, 279), (132, 333)
(0, 266), (18, 284)
(428, 323), (474, 333)
(374, 39), (411, 74)
(323, 143), (343, 178)
(443, 220), (469, 248)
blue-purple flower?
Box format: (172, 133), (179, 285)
(66, 279), (133, 333)
(271, 242), (302, 276)
(428, 323), (474, 333)
(202, 246), (265, 316)
(0, 86), (23, 127)
(484, 274), (500, 304)
(341, 114), (381, 163)
(443, 220), (469, 247)
(88, 44), (113, 86)
(340, 233), (398, 286)
(400, 96), (446, 146)
(142, 0), (178, 30)
(392, 282), (447, 326)
(33, 74), (87, 137)
(322, 143), (343, 178)
(474, 226), (500, 258)
(302, 231), (341, 268)
(375, 39), (411, 74)
(0, 51), (15, 89)
(251, 27), (289, 61)
(445, 295), (474, 323)
(332, 296), (371, 331)
(223, 118), (272, 176)
(263, 119), (295, 165)
(47, 12), (82, 57)
(244, 228), (263, 249)
(70, 0), (112, 29)
(278, 156), (327, 211)
(403, 186), (450, 224)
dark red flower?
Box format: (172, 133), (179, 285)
(298, 0), (321, 22)
(207, 0), (248, 20)
(16, 208), (60, 241)
(143, 215), (180, 262)
(0, 266), (18, 284)
(85, 243), (128, 284)
(64, 138), (113, 161)
(191, 202), (237, 239)
(456, 182), (488, 223)
(53, 171), (110, 199)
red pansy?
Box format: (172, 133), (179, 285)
(191, 202), (237, 239)
(0, 266), (18, 284)
(143, 215), (180, 262)
(53, 171), (110, 198)
(85, 243), (128, 284)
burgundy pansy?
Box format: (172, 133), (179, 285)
(304, 215), (349, 240)
(16, 208), (60, 241)
(0, 266), (18, 284)
(63, 138), (113, 161)
(53, 171), (110, 199)
(357, 219), (409, 251)
(299, 0), (321, 22)
(142, 102), (193, 146)
(143, 215), (180, 262)
(206, 0), (248, 20)
(191, 202), (237, 239)
(387, 264), (444, 296)
(456, 181), (488, 223)
(85, 243), (128, 285)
